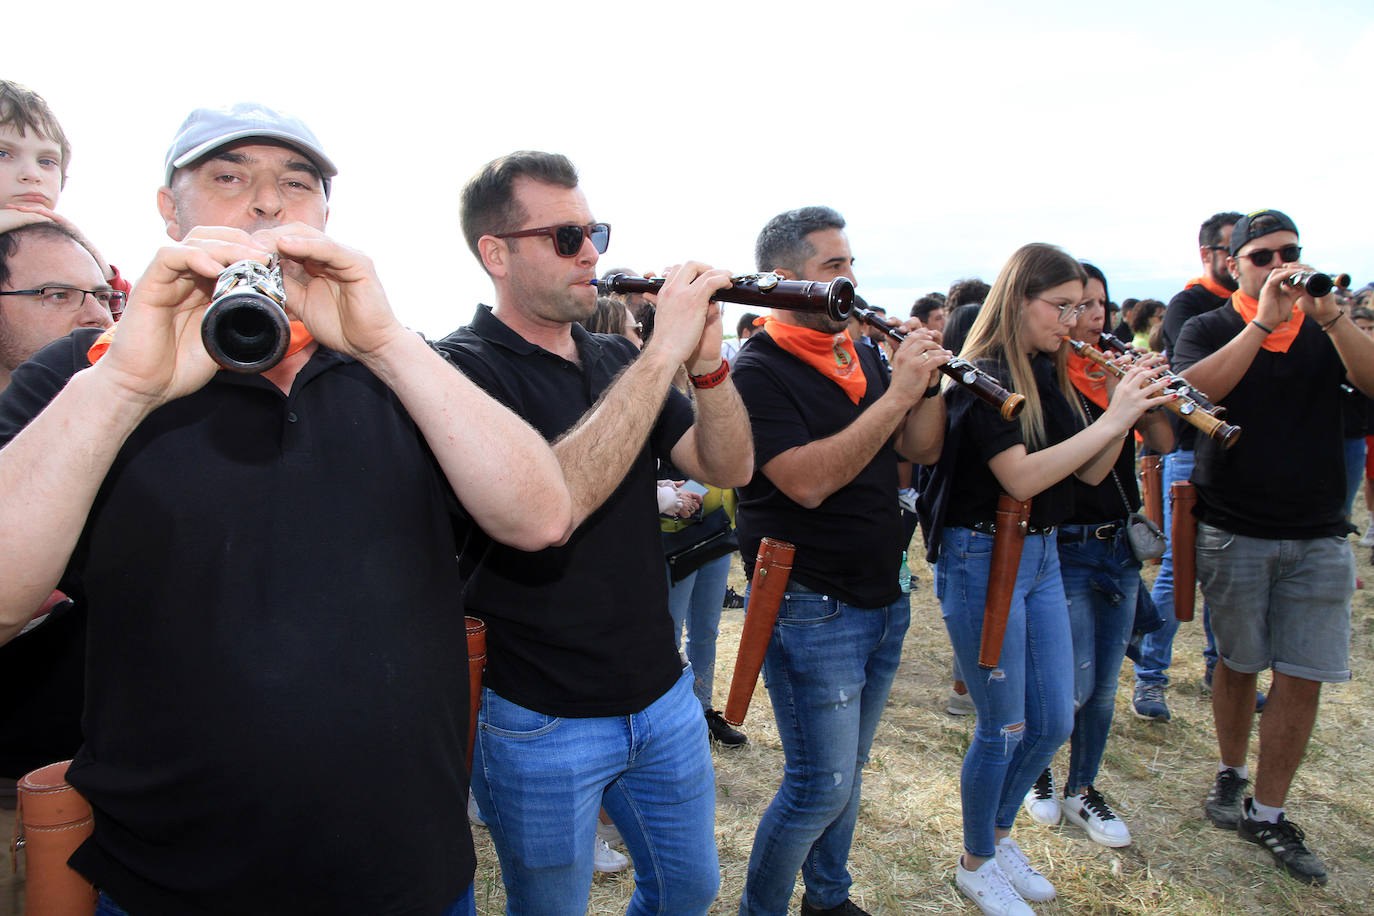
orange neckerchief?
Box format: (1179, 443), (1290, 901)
(86, 321), (315, 365)
(1230, 290), (1302, 354)
(1066, 348), (1109, 409)
(758, 317), (867, 404)
(1184, 274), (1233, 300)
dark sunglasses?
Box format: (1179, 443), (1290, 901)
(495, 222), (611, 257)
(1238, 244), (1301, 267)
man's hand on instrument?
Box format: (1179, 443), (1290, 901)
(645, 261), (733, 375)
(1256, 261), (1311, 327)
(92, 228), (269, 408)
(889, 324), (951, 403)
(252, 224), (406, 362)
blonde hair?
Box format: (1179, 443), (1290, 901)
(960, 243), (1088, 448)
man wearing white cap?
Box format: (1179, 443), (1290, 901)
(0, 103), (573, 915)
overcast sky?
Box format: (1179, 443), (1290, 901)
(8, 1), (1372, 337)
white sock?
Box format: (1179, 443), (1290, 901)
(1219, 762), (1248, 780)
(1248, 798), (1284, 823)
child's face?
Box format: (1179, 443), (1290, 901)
(0, 124), (64, 210)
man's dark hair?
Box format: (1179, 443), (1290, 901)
(460, 151), (580, 266)
(946, 278), (990, 310)
(910, 293), (944, 322)
(0, 222), (83, 290)
(736, 312), (760, 339)
(1199, 211), (1243, 249)
(755, 206), (845, 274)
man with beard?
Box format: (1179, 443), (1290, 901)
(733, 206), (948, 916)
(1131, 211), (1247, 722)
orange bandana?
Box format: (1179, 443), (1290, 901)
(758, 316), (867, 404)
(1066, 348), (1109, 409)
(1184, 275), (1234, 300)
(86, 321), (315, 365)
(1230, 291), (1302, 354)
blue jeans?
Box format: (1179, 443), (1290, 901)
(96, 885), (476, 915)
(1058, 529), (1140, 792)
(1136, 449), (1217, 686)
(739, 587), (910, 915)
(1343, 436), (1366, 521)
(472, 666), (718, 916)
(667, 553), (732, 709)
(935, 527), (1074, 859)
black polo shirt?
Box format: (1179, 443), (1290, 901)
(1174, 307), (1348, 539)
(920, 355), (1078, 561)
(0, 328), (475, 916)
(731, 330), (902, 609)
(438, 305), (693, 718)
(1063, 388), (1140, 524)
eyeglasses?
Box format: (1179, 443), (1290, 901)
(1033, 298), (1087, 323)
(1238, 245), (1301, 267)
(494, 222), (611, 258)
(0, 286), (126, 317)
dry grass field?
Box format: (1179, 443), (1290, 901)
(5, 536), (1372, 916)
(476, 539), (1374, 915)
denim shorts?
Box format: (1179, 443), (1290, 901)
(1195, 522), (1353, 682)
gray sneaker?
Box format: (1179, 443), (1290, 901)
(1204, 768), (1248, 829)
(1131, 682), (1170, 721)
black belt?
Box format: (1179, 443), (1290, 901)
(1058, 522), (1124, 543)
(967, 519), (1055, 536)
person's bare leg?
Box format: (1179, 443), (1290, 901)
(1213, 662), (1258, 767)
(1253, 672), (1321, 808)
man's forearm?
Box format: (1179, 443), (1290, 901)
(676, 379), (753, 487)
(1180, 323), (1268, 402)
(1324, 314), (1374, 398)
(894, 393), (944, 465)
(761, 388), (916, 510)
(552, 347), (681, 533)
(362, 333), (573, 552)
(0, 369), (151, 635)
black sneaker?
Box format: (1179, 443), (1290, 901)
(723, 588), (746, 609)
(1238, 800), (1328, 886)
(800, 898), (873, 916)
(1204, 768), (1249, 828)
(705, 709), (747, 747)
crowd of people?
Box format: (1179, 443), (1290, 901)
(1, 79), (1369, 916)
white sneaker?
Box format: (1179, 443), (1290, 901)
(1063, 786), (1132, 847)
(593, 837), (629, 873)
(1022, 768), (1060, 826)
(467, 789), (486, 828)
(947, 688), (976, 716)
(596, 819), (623, 847)
(956, 857), (1035, 916)
(994, 837), (1055, 903)
(1360, 528), (1374, 548)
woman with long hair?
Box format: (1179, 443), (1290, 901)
(921, 244), (1171, 916)
(1020, 263), (1173, 850)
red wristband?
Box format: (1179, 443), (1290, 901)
(690, 358), (729, 389)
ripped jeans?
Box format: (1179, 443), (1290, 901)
(935, 526), (1074, 859)
(740, 585), (909, 915)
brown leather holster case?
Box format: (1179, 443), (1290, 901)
(978, 494), (1031, 670)
(10, 760), (96, 916)
(723, 538), (795, 728)
(465, 617), (487, 772)
(1170, 481), (1198, 621)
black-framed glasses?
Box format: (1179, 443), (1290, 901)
(0, 286), (126, 316)
(1239, 245), (1301, 267)
(494, 222), (611, 257)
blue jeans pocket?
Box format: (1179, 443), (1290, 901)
(480, 688), (563, 739)
(776, 592), (841, 627)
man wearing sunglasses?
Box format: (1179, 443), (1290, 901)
(1173, 209), (1374, 886)
(1132, 211), (1245, 723)
(441, 150), (753, 915)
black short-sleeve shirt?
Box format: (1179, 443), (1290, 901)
(1161, 283), (1228, 451)
(1062, 388), (1140, 524)
(1173, 307), (1348, 538)
(438, 305), (693, 718)
(920, 355), (1079, 561)
(731, 331), (902, 608)
(0, 329), (476, 915)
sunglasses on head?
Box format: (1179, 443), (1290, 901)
(1238, 244), (1301, 267)
(495, 222), (611, 257)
